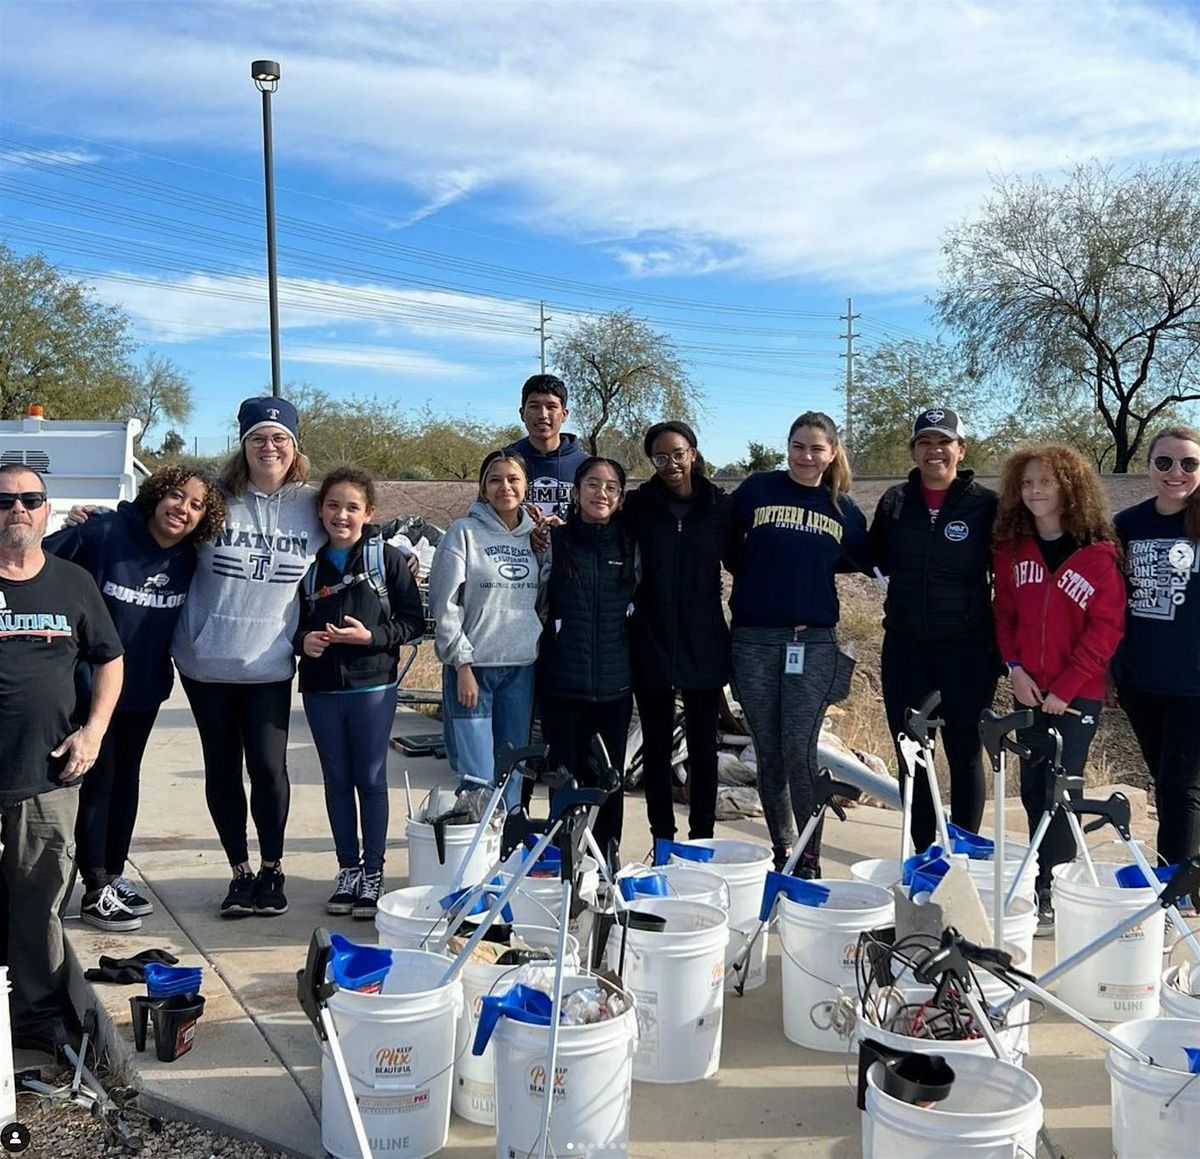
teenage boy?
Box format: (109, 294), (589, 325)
(505, 374), (588, 523)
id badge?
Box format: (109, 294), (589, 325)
(785, 642), (805, 675)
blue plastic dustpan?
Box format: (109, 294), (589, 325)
(619, 873), (670, 902)
(1114, 863), (1177, 890)
(902, 844), (944, 886)
(329, 932), (392, 994)
(909, 858), (951, 899)
(947, 822), (994, 859)
(759, 872), (829, 921)
(654, 838), (715, 867)
(144, 963), (202, 998)
(472, 983), (554, 1055)
(440, 878), (514, 924)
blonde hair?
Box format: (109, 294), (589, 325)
(789, 411), (852, 512)
(220, 441), (310, 496)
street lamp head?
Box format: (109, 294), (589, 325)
(251, 59), (281, 92)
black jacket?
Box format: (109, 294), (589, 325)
(869, 469), (997, 645)
(623, 473), (731, 689)
(541, 516), (637, 702)
(294, 530), (426, 693)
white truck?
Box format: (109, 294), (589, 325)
(0, 407), (149, 531)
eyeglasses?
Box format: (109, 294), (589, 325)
(248, 434), (293, 449)
(0, 491), (46, 511)
(651, 448), (692, 468)
(1152, 455), (1199, 475)
(581, 480), (622, 496)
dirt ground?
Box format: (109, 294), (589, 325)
(385, 474), (1157, 800)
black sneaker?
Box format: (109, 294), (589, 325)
(352, 870), (383, 920)
(1035, 888), (1055, 938)
(327, 867), (362, 916)
(772, 845), (792, 873)
(220, 869), (256, 918)
(253, 865), (288, 916)
(793, 853), (822, 881)
(80, 884), (142, 933)
(112, 876), (153, 917)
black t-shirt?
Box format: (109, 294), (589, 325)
(1035, 531), (1079, 575)
(0, 554), (124, 803)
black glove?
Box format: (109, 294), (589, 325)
(100, 949), (179, 969)
(85, 948), (181, 984)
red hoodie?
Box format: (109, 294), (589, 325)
(993, 537), (1125, 704)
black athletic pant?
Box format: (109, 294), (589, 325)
(634, 683), (721, 842)
(881, 633), (998, 851)
(1117, 688), (1200, 865)
(75, 706), (160, 893)
(542, 694), (633, 866)
(181, 676), (292, 866)
(1015, 698), (1101, 891)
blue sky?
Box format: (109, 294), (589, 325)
(1, 0), (1197, 465)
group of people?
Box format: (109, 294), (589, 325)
(1, 374), (1197, 1054)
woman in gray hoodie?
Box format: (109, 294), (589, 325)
(171, 397), (326, 919)
(428, 450), (548, 808)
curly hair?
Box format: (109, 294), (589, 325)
(993, 443), (1117, 547)
(133, 466), (226, 543)
(316, 464), (376, 510)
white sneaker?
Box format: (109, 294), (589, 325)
(80, 884), (142, 933)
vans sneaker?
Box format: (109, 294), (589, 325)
(80, 884), (142, 933)
(112, 876), (153, 917)
(220, 869), (256, 918)
(353, 870), (383, 920)
(253, 865), (288, 916)
(327, 867), (362, 916)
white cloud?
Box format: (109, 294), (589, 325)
(271, 343), (475, 377)
(0, 145), (100, 170)
(1, 1), (1196, 288)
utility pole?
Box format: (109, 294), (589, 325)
(840, 296), (859, 459)
(536, 300), (552, 373)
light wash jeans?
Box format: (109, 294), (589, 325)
(441, 664), (535, 809)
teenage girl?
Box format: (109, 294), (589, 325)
(540, 457), (638, 871)
(297, 466), (425, 918)
(726, 411), (871, 876)
(1113, 426), (1200, 865)
(992, 443), (1125, 931)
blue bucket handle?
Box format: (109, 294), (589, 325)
(654, 838), (715, 867)
(619, 873), (670, 902)
(1113, 863), (1177, 890)
(946, 822), (994, 860)
(909, 858), (950, 900)
(901, 844), (944, 886)
(440, 879), (514, 924)
(759, 872), (830, 921)
(329, 932), (393, 994)
(472, 983), (554, 1055)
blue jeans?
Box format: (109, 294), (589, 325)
(441, 664), (535, 809)
(303, 685), (395, 873)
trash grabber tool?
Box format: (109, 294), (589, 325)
(904, 690), (950, 852)
(730, 769), (862, 997)
(535, 880), (573, 1159)
(296, 928), (372, 1159)
(978, 707), (1033, 949)
(896, 733), (923, 862)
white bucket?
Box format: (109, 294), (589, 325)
(1160, 962), (1200, 1021)
(669, 838), (773, 992)
(375, 885), (452, 950)
(604, 897), (728, 1083)
(453, 926), (580, 1125)
(1107, 1017), (1200, 1158)
(777, 881), (893, 1052)
(616, 862), (730, 910)
(1052, 859), (1164, 1022)
(406, 815), (501, 891)
(976, 890), (1039, 967)
(863, 1050), (1043, 1159)
(851, 849), (1038, 903)
(498, 854), (601, 929)
(321, 948), (464, 1159)
(492, 975), (637, 1159)
(0, 967), (14, 1126)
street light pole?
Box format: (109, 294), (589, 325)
(252, 60), (282, 397)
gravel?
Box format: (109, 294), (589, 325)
(16, 1064), (287, 1159)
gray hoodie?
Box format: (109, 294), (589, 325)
(172, 481), (326, 683)
(428, 500), (548, 669)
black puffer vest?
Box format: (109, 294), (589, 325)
(542, 516), (636, 702)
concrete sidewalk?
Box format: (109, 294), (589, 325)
(58, 683), (1174, 1158)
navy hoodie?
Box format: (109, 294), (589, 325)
(44, 502), (197, 711)
(504, 433), (589, 520)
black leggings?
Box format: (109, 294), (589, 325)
(75, 706), (160, 892)
(634, 683), (720, 842)
(1118, 687), (1200, 865)
(181, 676), (292, 866)
(881, 633), (999, 850)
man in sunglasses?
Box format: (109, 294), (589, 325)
(0, 465), (124, 1055)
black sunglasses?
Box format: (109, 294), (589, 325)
(0, 491), (46, 511)
(1152, 456), (1200, 475)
